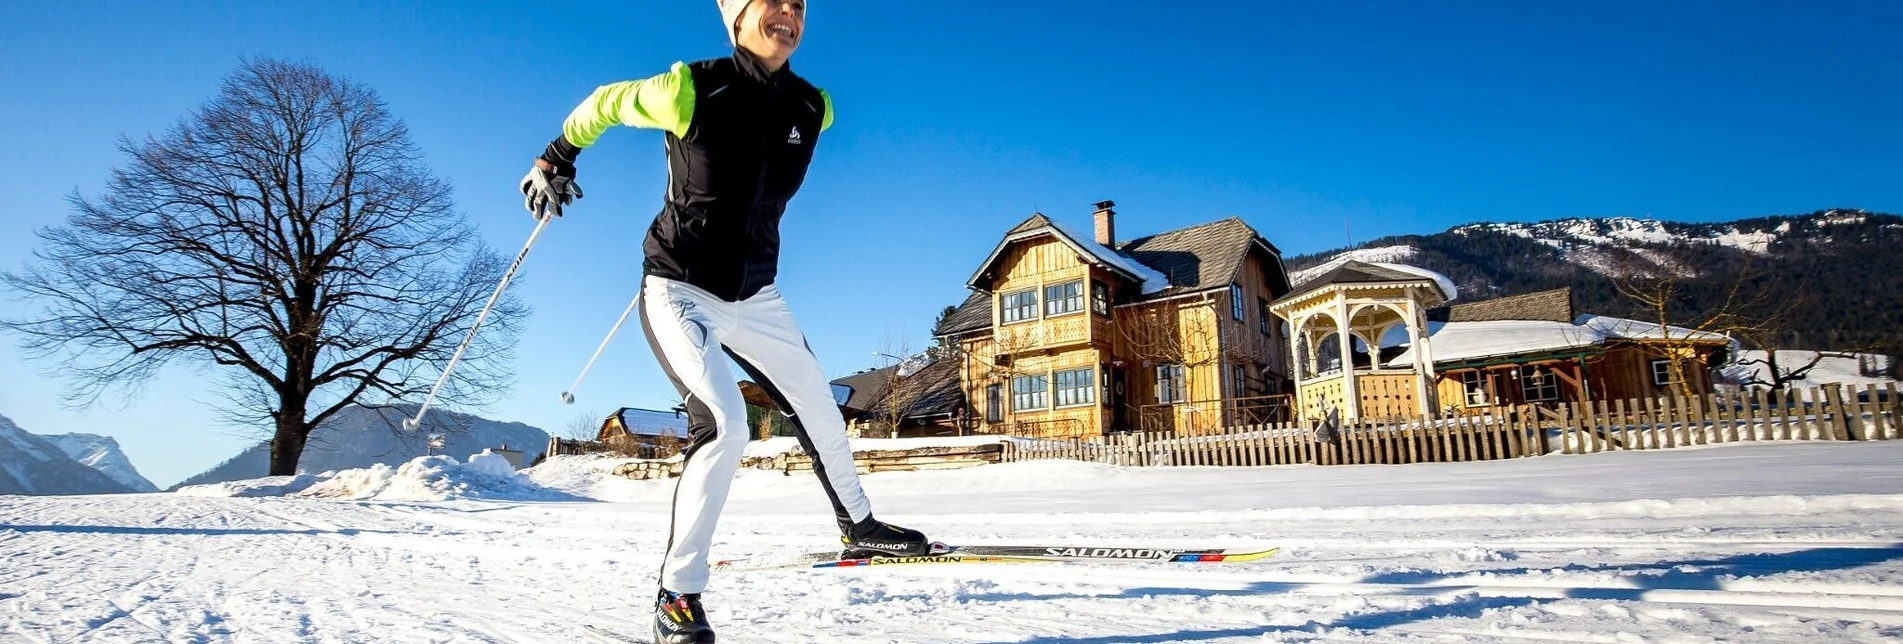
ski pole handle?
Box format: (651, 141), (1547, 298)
(405, 214), (554, 431)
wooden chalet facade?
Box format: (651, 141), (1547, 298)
(933, 202), (1294, 438)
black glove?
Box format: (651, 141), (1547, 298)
(521, 136), (583, 220)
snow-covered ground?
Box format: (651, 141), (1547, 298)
(1725, 350), (1898, 390)
(5, 441), (1903, 642)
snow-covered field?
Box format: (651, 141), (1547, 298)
(5, 441), (1903, 642)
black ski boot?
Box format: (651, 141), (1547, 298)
(841, 516), (933, 558)
(653, 589), (715, 644)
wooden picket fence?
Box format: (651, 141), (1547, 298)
(999, 382), (1902, 468)
(1556, 383), (1901, 454)
(1001, 409), (1544, 467)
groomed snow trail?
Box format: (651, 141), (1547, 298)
(4, 441), (1903, 642)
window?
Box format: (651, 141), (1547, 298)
(1155, 364), (1187, 403)
(1651, 360), (1676, 387)
(1044, 280), (1084, 317)
(1000, 290), (1037, 323)
(1053, 367), (1095, 407)
(1012, 375), (1048, 411)
(985, 383), (1003, 422)
(1232, 364), (1248, 397)
(1520, 366), (1560, 402)
(1230, 284), (1246, 321)
(1259, 299), (1272, 335)
(1091, 280), (1110, 315)
(1461, 371), (1491, 406)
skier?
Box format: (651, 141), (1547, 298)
(519, 1), (930, 642)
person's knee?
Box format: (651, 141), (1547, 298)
(715, 410), (751, 446)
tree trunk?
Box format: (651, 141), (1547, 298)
(268, 399), (312, 476)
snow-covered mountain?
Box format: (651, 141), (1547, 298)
(41, 433), (158, 493)
(171, 405), (549, 490)
(1286, 209), (1903, 357)
(0, 414), (137, 496)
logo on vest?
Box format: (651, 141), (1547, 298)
(787, 126), (802, 145)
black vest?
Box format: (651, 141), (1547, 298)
(642, 50), (826, 301)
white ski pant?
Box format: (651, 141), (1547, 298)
(639, 275), (872, 593)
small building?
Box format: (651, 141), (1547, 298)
(596, 407), (689, 458)
(1271, 269), (1732, 422)
(830, 355), (965, 438)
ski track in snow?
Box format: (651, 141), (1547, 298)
(5, 443), (1903, 642)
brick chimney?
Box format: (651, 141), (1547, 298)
(1092, 200), (1117, 248)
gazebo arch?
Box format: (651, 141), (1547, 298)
(1266, 261), (1454, 422)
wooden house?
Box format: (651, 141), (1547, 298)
(596, 407), (689, 458)
(1271, 270), (1732, 422)
(933, 202), (1294, 438)
(829, 355), (965, 438)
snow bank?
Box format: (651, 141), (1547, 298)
(522, 454), (665, 502)
(174, 474), (326, 498)
(176, 451), (582, 502)
(1724, 350), (1898, 389)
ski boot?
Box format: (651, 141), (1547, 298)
(841, 516), (934, 558)
(653, 589), (715, 644)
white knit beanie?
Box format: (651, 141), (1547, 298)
(717, 0), (752, 45)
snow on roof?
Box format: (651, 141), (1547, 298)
(1369, 262), (1458, 302)
(1575, 314), (1727, 343)
(616, 408), (688, 438)
(1288, 246), (1421, 286)
(1044, 219), (1170, 294)
(1385, 315), (1723, 367)
(1387, 320), (1598, 367)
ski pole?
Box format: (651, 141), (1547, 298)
(559, 289), (641, 404)
(405, 214), (554, 431)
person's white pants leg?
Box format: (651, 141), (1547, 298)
(723, 284), (873, 531)
(639, 277), (874, 593)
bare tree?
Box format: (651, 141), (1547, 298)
(566, 408), (606, 441)
(1729, 334), (1865, 390)
(863, 336), (938, 439)
(1609, 246), (1795, 399)
(0, 59), (521, 475)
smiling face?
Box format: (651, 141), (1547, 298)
(734, 0), (804, 69)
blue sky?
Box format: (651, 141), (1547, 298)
(2, 1), (1898, 487)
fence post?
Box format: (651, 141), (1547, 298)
(1685, 393), (1706, 445)
(1753, 388), (1772, 441)
(1824, 385), (1854, 441)
(1711, 392), (1732, 443)
(1864, 384), (1880, 440)
(1880, 382), (1895, 442)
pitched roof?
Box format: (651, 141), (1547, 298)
(941, 214), (1290, 337)
(968, 213), (1161, 291)
(828, 358), (964, 421)
(1447, 288), (1573, 323)
(1288, 260), (1432, 293)
(1117, 217), (1287, 297)
(603, 407), (688, 439)
(934, 291), (992, 337)
(831, 365), (898, 413)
